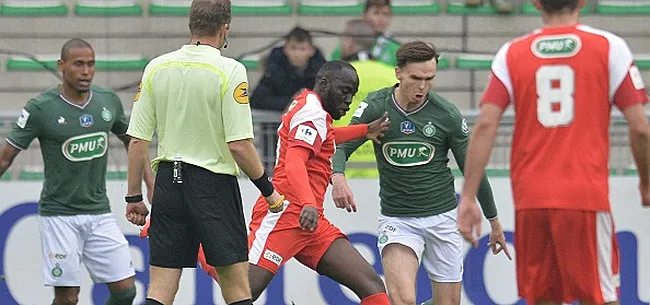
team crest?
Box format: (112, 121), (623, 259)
(423, 122), (436, 137)
(400, 121), (415, 135)
(51, 264), (63, 278)
(378, 233), (388, 244)
(101, 108), (112, 122)
(79, 114), (94, 128)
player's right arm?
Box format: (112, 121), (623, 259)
(221, 63), (283, 210)
(1, 101), (42, 177)
(331, 99), (381, 212)
(623, 104), (650, 206)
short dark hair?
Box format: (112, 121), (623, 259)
(285, 27), (313, 45)
(364, 0), (391, 12)
(189, 0), (231, 37)
(315, 60), (357, 83)
(539, 0), (579, 14)
(60, 38), (93, 60)
(396, 40), (440, 68)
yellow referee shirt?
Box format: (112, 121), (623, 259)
(127, 45), (254, 176)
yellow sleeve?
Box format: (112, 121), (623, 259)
(222, 63), (254, 143)
(126, 65), (156, 141)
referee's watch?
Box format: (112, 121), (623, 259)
(125, 194), (143, 203)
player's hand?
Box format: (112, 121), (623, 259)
(640, 182), (650, 207)
(126, 201), (149, 226)
(331, 174), (357, 212)
(457, 196), (482, 248)
(488, 218), (512, 260)
(299, 206), (318, 231)
(140, 217), (150, 238)
(366, 112), (390, 144)
(265, 190), (286, 213)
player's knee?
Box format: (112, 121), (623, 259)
(389, 291), (417, 305)
(53, 294), (79, 305)
(362, 273), (387, 295)
(106, 285), (136, 305)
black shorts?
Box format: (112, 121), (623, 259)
(149, 162), (248, 268)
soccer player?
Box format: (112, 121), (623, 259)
(0, 38), (153, 305)
(213, 60), (387, 304)
(457, 0), (650, 304)
(331, 41), (510, 305)
(124, 1), (284, 305)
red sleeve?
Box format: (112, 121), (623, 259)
(288, 121), (324, 156)
(613, 64), (649, 110)
(285, 145), (317, 207)
(334, 124), (368, 143)
(480, 72), (511, 109)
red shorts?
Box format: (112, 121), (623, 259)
(515, 209), (620, 304)
(247, 197), (346, 273)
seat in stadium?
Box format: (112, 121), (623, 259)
(437, 56), (450, 70)
(446, 1), (510, 15)
(0, 172), (10, 181)
(6, 54), (149, 71)
(75, 0), (143, 16)
(19, 167), (44, 181)
(636, 54), (650, 70)
(596, 0), (650, 15)
(0, 0), (68, 16)
(454, 54), (492, 70)
(391, 0), (441, 15)
(298, 0), (363, 16)
(149, 0), (292, 16)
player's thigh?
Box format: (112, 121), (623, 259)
(81, 214), (135, 284)
(248, 202), (308, 274)
(298, 218), (385, 298)
(432, 281), (461, 305)
(184, 165), (248, 267)
(420, 209), (464, 284)
(515, 210), (562, 304)
(550, 210), (619, 304)
(38, 215), (83, 287)
(150, 162), (199, 268)
(377, 215), (424, 304)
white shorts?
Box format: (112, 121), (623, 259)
(39, 213), (135, 286)
(377, 208), (463, 282)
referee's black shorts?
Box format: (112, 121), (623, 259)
(149, 161), (248, 268)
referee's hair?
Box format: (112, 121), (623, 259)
(189, 0), (232, 37)
(60, 38), (93, 61)
(315, 60), (357, 81)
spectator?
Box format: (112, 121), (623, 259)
(465, 0), (513, 14)
(250, 27), (326, 112)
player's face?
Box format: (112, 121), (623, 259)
(58, 47), (95, 93)
(395, 59), (437, 104)
(324, 69), (359, 120)
(283, 40), (315, 68)
(363, 6), (391, 34)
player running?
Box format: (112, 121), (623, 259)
(0, 38), (154, 305)
(330, 40), (510, 305)
(457, 0), (650, 304)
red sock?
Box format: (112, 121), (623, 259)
(360, 293), (390, 305)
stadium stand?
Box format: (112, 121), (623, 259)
(0, 0), (648, 179)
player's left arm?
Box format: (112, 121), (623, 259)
(448, 109), (498, 220)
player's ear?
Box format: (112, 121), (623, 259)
(57, 59), (65, 73)
(395, 66), (402, 81)
(533, 0), (542, 11)
(577, 0), (586, 9)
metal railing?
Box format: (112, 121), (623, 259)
(0, 110), (637, 179)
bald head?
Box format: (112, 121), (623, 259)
(61, 38), (93, 61)
(189, 0), (231, 37)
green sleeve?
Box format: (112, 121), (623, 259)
(447, 109), (498, 220)
(222, 64), (255, 142)
(329, 44), (342, 61)
(6, 100), (42, 150)
(110, 91), (129, 136)
(332, 99), (378, 174)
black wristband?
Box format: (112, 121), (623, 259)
(250, 172), (274, 197)
(125, 194), (143, 203)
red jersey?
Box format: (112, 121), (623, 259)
(481, 24), (648, 211)
(270, 89), (334, 210)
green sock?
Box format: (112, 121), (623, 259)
(104, 285), (136, 305)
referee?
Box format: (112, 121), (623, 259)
(123, 1), (284, 305)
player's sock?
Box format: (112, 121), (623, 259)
(360, 293), (390, 305)
(104, 285), (136, 305)
(420, 299), (434, 305)
(143, 298), (164, 305)
(228, 300), (253, 305)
